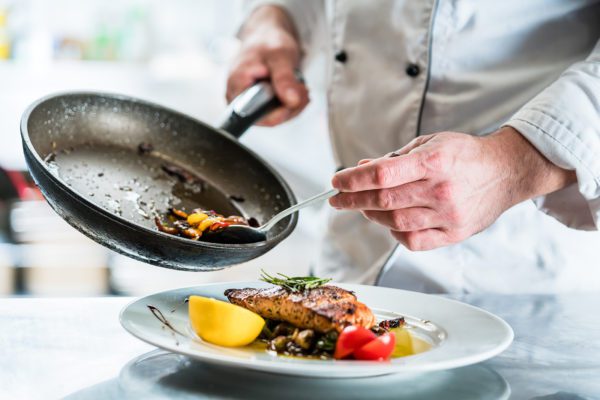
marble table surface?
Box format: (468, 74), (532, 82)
(1, 293), (598, 400)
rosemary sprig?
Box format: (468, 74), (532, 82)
(260, 269), (332, 292)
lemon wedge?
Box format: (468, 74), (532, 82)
(188, 295), (265, 347)
(391, 327), (414, 357)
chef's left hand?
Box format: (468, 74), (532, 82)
(329, 127), (576, 250)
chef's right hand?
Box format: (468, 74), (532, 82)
(226, 5), (309, 127)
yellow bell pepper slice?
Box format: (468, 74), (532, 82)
(198, 218), (216, 232)
(187, 212), (208, 226)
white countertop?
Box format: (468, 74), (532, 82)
(1, 294), (599, 399)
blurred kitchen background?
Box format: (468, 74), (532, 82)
(0, 0), (334, 296)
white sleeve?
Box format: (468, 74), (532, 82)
(505, 39), (600, 231)
(242, 0), (325, 50)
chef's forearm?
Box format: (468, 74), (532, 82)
(483, 126), (577, 206)
(239, 5), (299, 42)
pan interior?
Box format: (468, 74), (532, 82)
(25, 94), (294, 241)
(46, 143), (245, 227)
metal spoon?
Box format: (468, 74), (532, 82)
(209, 188), (339, 244)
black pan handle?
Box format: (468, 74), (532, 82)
(219, 81), (281, 138)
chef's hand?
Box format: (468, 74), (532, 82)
(227, 5), (309, 126)
(329, 127), (577, 251)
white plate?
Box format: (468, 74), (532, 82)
(120, 282), (513, 378)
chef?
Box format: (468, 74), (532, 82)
(227, 1), (600, 293)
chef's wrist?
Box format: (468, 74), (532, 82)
(483, 126), (577, 205)
(239, 5), (299, 42)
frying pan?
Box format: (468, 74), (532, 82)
(20, 82), (298, 271)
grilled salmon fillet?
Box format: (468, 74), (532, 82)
(224, 285), (376, 333)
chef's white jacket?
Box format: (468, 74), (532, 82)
(244, 0), (600, 293)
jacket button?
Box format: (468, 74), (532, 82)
(335, 50), (348, 63)
(405, 63), (420, 77)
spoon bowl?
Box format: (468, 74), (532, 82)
(206, 188), (338, 244)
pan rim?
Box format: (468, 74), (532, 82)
(20, 90), (298, 251)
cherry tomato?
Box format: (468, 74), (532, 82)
(334, 326), (377, 359)
(353, 332), (396, 361)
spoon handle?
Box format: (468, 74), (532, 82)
(262, 188), (339, 231)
